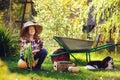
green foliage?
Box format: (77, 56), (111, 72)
(89, 0), (120, 41)
(32, 0), (120, 53)
(0, 0), (23, 29)
(0, 0), (10, 11)
(21, 43), (34, 68)
(33, 0), (120, 38)
(0, 26), (19, 57)
(33, 0), (89, 52)
(33, 0), (88, 38)
(0, 1), (22, 57)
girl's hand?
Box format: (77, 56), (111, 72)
(32, 49), (40, 53)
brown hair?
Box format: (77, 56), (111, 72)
(20, 26), (40, 41)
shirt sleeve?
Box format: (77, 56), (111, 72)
(20, 40), (27, 55)
(21, 40), (26, 50)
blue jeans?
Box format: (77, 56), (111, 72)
(34, 48), (48, 69)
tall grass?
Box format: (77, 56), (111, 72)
(0, 25), (19, 57)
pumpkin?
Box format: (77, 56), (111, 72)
(18, 59), (27, 69)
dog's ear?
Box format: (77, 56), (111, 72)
(102, 56), (112, 62)
(102, 56), (112, 69)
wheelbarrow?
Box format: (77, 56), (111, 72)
(51, 36), (119, 63)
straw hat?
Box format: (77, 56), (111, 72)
(20, 21), (43, 37)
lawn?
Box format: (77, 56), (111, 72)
(0, 51), (120, 80)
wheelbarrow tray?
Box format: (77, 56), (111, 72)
(54, 36), (94, 51)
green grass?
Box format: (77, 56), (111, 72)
(0, 51), (120, 80)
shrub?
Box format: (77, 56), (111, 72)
(0, 26), (19, 57)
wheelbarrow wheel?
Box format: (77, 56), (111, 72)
(51, 48), (70, 63)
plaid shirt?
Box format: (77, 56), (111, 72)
(21, 39), (43, 51)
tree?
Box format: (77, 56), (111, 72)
(33, 0), (120, 52)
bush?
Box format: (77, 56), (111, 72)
(0, 26), (19, 57)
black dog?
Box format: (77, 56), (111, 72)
(85, 56), (114, 69)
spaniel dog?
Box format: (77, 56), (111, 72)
(85, 56), (114, 70)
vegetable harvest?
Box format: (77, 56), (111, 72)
(19, 43), (35, 69)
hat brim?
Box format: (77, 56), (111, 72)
(20, 24), (43, 37)
(34, 25), (43, 34)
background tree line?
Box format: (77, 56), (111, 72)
(33, 0), (120, 53)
